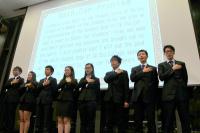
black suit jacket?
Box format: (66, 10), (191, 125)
(57, 79), (78, 102)
(19, 81), (39, 104)
(37, 77), (57, 104)
(158, 60), (188, 101)
(130, 65), (159, 103)
(77, 76), (100, 102)
(4, 76), (24, 103)
(104, 70), (129, 104)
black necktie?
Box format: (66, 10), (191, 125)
(169, 61), (173, 67)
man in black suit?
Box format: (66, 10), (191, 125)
(3, 66), (24, 132)
(158, 45), (191, 133)
(103, 55), (129, 133)
(34, 65), (57, 133)
(130, 50), (158, 133)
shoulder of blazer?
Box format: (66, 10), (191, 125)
(159, 61), (172, 69)
(18, 76), (24, 80)
(31, 81), (38, 86)
(158, 61), (167, 66)
(122, 70), (129, 78)
(147, 65), (157, 70)
(175, 60), (185, 65)
(74, 79), (78, 83)
(80, 77), (86, 81)
(122, 70), (128, 74)
(49, 76), (56, 81)
(92, 77), (99, 80)
(88, 77), (100, 84)
(95, 78), (100, 83)
(132, 65), (141, 70)
(8, 78), (14, 81)
(40, 78), (45, 81)
(16, 76), (24, 83)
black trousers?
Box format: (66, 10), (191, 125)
(162, 100), (191, 133)
(4, 102), (18, 132)
(0, 93), (6, 130)
(70, 101), (78, 133)
(79, 101), (97, 133)
(133, 100), (156, 133)
(35, 103), (52, 133)
(103, 101), (127, 133)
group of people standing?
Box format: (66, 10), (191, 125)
(0, 45), (191, 133)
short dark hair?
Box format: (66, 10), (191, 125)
(45, 65), (54, 73)
(137, 49), (148, 56)
(163, 45), (175, 52)
(13, 66), (22, 73)
(110, 55), (122, 64)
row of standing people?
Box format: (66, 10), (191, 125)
(0, 45), (191, 133)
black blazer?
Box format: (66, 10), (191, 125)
(20, 81), (39, 104)
(130, 65), (159, 103)
(37, 77), (57, 104)
(57, 79), (78, 102)
(77, 76), (100, 102)
(158, 60), (188, 101)
(104, 70), (129, 104)
(4, 76), (24, 103)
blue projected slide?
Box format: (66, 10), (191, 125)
(32, 0), (162, 88)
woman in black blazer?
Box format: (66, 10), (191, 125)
(56, 66), (78, 133)
(78, 63), (100, 133)
(19, 71), (38, 133)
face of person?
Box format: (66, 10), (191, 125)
(85, 64), (93, 75)
(137, 52), (148, 63)
(27, 72), (33, 81)
(64, 67), (72, 77)
(111, 59), (120, 70)
(164, 48), (175, 60)
(45, 68), (52, 76)
(12, 69), (20, 77)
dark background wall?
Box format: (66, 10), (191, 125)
(0, 16), (24, 91)
(189, 0), (200, 58)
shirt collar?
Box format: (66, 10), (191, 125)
(14, 76), (20, 79)
(167, 59), (175, 63)
(113, 67), (120, 72)
(46, 76), (51, 80)
(140, 62), (147, 67)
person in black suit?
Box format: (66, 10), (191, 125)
(130, 50), (159, 133)
(19, 71), (38, 133)
(34, 65), (57, 133)
(103, 55), (129, 133)
(158, 45), (191, 133)
(77, 63), (100, 133)
(3, 66), (24, 133)
(56, 66), (78, 133)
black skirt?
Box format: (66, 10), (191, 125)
(19, 92), (36, 112)
(19, 103), (35, 112)
(56, 101), (73, 117)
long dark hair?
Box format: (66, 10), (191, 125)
(62, 66), (75, 80)
(27, 71), (37, 82)
(84, 63), (95, 79)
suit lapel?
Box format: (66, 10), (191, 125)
(146, 64), (150, 68)
(164, 61), (172, 68)
(175, 60), (180, 65)
(137, 65), (142, 71)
